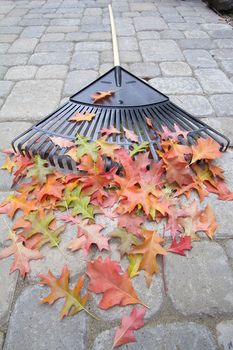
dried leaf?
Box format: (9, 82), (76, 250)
(69, 112), (96, 123)
(50, 136), (75, 148)
(92, 91), (114, 103)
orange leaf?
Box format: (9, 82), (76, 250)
(69, 112), (96, 122)
(91, 91), (114, 103)
(130, 229), (166, 287)
(87, 256), (142, 309)
(0, 231), (42, 278)
(39, 265), (90, 318)
(1, 156), (15, 173)
(191, 138), (222, 163)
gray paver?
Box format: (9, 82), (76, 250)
(0, 80), (63, 121)
(92, 323), (216, 350)
(20, 26), (45, 38)
(118, 37), (138, 51)
(225, 240), (233, 260)
(171, 95), (214, 117)
(184, 49), (217, 68)
(149, 77), (202, 95)
(140, 40), (184, 62)
(160, 29), (184, 39)
(3, 285), (88, 350)
(0, 54), (28, 66)
(0, 332), (4, 349)
(36, 65), (68, 79)
(130, 3), (156, 11)
(130, 62), (160, 78)
(195, 68), (233, 94)
(5, 66), (37, 80)
(178, 38), (216, 49)
(184, 30), (209, 38)
(71, 51), (99, 70)
(211, 48), (233, 60)
(0, 258), (18, 328)
(214, 39), (233, 49)
(220, 60), (233, 76)
(0, 34), (17, 43)
(137, 31), (160, 40)
(0, 43), (10, 54)
(0, 121), (32, 150)
(75, 41), (111, 51)
(40, 33), (65, 42)
(134, 16), (167, 31)
(29, 52), (70, 65)
(63, 70), (98, 96)
(160, 61), (192, 76)
(0, 81), (13, 98)
(0, 66), (7, 79)
(35, 41), (73, 52)
(216, 320), (233, 350)
(202, 117), (233, 145)
(166, 241), (233, 315)
(209, 94), (233, 117)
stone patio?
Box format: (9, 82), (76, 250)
(0, 0), (233, 349)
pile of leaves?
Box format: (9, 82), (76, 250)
(0, 121), (232, 348)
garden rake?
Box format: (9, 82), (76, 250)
(12, 5), (230, 172)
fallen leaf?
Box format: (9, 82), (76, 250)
(113, 307), (146, 348)
(191, 138), (222, 163)
(168, 236), (192, 256)
(69, 112), (96, 122)
(123, 127), (139, 143)
(92, 91), (114, 103)
(50, 136), (75, 148)
(100, 127), (121, 136)
(1, 156), (15, 173)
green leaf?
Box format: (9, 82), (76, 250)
(75, 134), (100, 162)
(56, 186), (82, 210)
(71, 196), (94, 220)
(27, 155), (52, 185)
(24, 212), (65, 248)
(127, 254), (142, 278)
(111, 228), (141, 256)
(130, 142), (149, 158)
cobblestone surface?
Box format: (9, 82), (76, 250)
(0, 0), (233, 349)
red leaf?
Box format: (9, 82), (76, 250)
(168, 236), (192, 256)
(86, 256), (142, 309)
(113, 307), (146, 348)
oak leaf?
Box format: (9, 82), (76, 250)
(69, 112), (96, 122)
(39, 265), (92, 318)
(113, 307), (146, 348)
(123, 127), (139, 143)
(100, 127), (121, 136)
(87, 256), (142, 309)
(92, 91), (114, 103)
(1, 156), (15, 173)
(0, 231), (42, 278)
(27, 155), (53, 185)
(75, 134), (100, 162)
(50, 136), (75, 148)
(191, 137), (222, 163)
(111, 228), (141, 256)
(127, 254), (142, 278)
(130, 229), (167, 287)
(168, 236), (192, 256)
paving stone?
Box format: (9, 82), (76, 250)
(130, 3), (156, 11)
(0, 121), (32, 150)
(63, 70), (98, 96)
(160, 62), (192, 76)
(117, 50), (141, 64)
(214, 39), (233, 49)
(35, 41), (73, 52)
(19, 18), (50, 26)
(118, 37), (138, 51)
(170, 95), (214, 117)
(184, 30), (209, 38)
(84, 7), (102, 16)
(137, 31), (160, 40)
(220, 61), (233, 76)
(216, 150), (233, 188)
(0, 80), (63, 121)
(71, 51), (99, 70)
(178, 38), (216, 49)
(0, 26), (22, 35)
(80, 24), (110, 34)
(160, 29), (184, 39)
(5, 66), (37, 80)
(92, 323), (216, 350)
(0, 332), (4, 349)
(195, 69), (233, 94)
(208, 30), (233, 39)
(0, 81), (13, 98)
(88, 32), (111, 41)
(166, 241), (233, 315)
(0, 43), (10, 54)
(81, 15), (102, 25)
(134, 16), (167, 31)
(130, 62), (160, 78)
(75, 41), (111, 51)
(47, 25), (80, 33)
(36, 65), (68, 79)
(28, 224), (86, 281)
(40, 33), (65, 42)
(3, 285), (88, 350)
(149, 77), (202, 95)
(0, 192), (12, 240)
(140, 40), (183, 62)
(0, 34), (17, 43)
(0, 258), (18, 328)
(29, 52), (70, 65)
(168, 23), (200, 31)
(91, 269), (163, 321)
(216, 320), (233, 350)
(65, 32), (88, 42)
(201, 23), (232, 32)
(184, 49), (217, 68)
(0, 54), (28, 67)
(20, 26), (45, 38)
(0, 155), (13, 191)
(201, 117), (233, 145)
(99, 63), (114, 75)
(224, 240), (233, 260)
(211, 48), (233, 60)
(209, 94), (233, 117)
